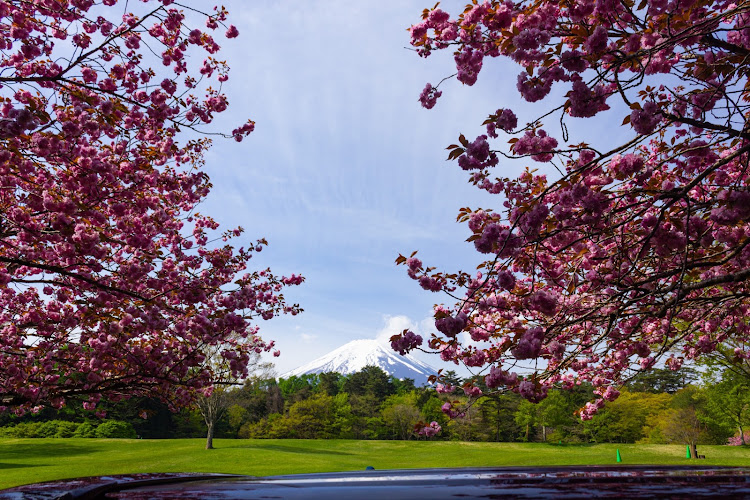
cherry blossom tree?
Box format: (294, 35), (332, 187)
(393, 0), (750, 420)
(197, 348), (273, 450)
(0, 0), (303, 415)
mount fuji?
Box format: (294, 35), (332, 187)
(281, 339), (436, 385)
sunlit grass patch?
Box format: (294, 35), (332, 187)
(1, 438), (749, 490)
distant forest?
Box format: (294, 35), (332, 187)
(2, 365), (749, 445)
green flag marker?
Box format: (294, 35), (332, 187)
(686, 445), (691, 459)
(616, 449), (622, 463)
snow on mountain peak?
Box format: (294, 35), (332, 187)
(281, 339), (436, 385)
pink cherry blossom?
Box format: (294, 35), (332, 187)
(0, 1), (302, 414)
(390, 330), (423, 355)
(419, 421), (442, 437)
(419, 83), (442, 109)
(398, 0), (750, 420)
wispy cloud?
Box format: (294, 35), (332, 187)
(300, 333), (318, 343)
(199, 1), (615, 377)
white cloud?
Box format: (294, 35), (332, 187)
(374, 315), (420, 344)
(300, 333), (318, 343)
(371, 314), (475, 377)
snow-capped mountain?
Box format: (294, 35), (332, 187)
(281, 339), (436, 385)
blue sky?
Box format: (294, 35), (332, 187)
(194, 1), (628, 376)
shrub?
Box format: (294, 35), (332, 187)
(545, 429), (583, 444)
(94, 420), (137, 439)
(55, 421), (80, 438)
(0, 420), (84, 438)
(9, 422), (44, 438)
(74, 422), (97, 438)
(728, 432), (750, 446)
(36, 421), (60, 438)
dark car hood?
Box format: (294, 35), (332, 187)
(3, 466), (750, 499)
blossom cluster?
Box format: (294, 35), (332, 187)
(458, 135), (499, 171)
(419, 421), (442, 437)
(390, 330), (423, 355)
(512, 130), (558, 163)
(486, 108), (518, 137)
(419, 83), (442, 109)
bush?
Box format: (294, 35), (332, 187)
(55, 421), (80, 438)
(36, 420), (61, 438)
(74, 422), (97, 438)
(0, 425), (17, 438)
(0, 420), (84, 438)
(239, 413), (294, 439)
(94, 420), (136, 439)
(545, 429), (580, 444)
(7, 422), (44, 438)
(728, 432), (750, 446)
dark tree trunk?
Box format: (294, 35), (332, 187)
(496, 407), (501, 442)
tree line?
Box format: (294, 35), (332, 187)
(2, 365), (749, 447)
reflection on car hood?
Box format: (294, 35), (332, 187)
(2, 466), (750, 499)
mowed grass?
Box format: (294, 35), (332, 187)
(2, 438), (750, 489)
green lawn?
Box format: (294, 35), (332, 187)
(1, 438), (749, 490)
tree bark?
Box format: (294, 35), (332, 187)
(206, 422), (215, 450)
(496, 407), (501, 442)
(740, 424), (746, 446)
(691, 443), (698, 459)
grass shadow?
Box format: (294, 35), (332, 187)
(547, 443), (600, 448)
(237, 444), (354, 456)
(0, 462), (46, 470)
(0, 442), (99, 459)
